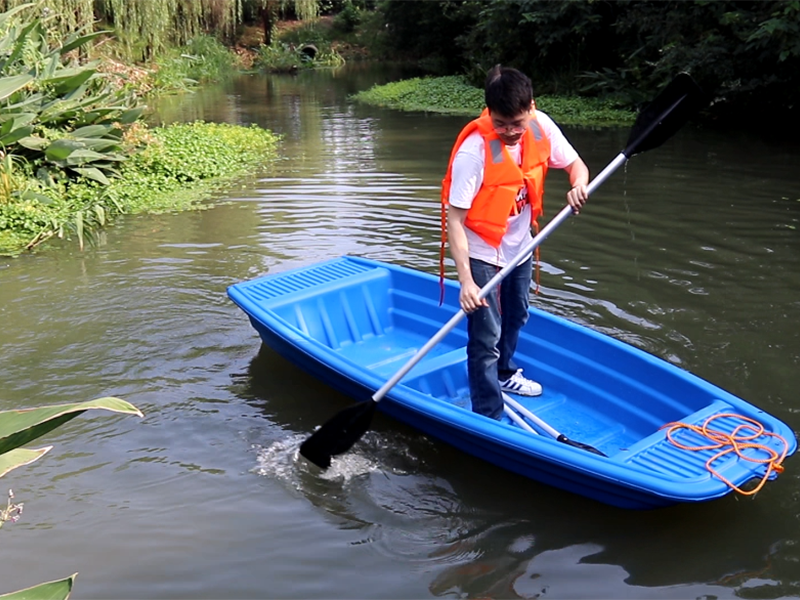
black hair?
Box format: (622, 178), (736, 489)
(484, 64), (533, 118)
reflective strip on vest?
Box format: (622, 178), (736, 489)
(529, 119), (543, 141)
(489, 139), (504, 164)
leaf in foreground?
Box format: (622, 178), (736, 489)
(0, 397), (144, 455)
(0, 573), (76, 600)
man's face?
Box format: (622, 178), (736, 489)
(489, 103), (533, 145)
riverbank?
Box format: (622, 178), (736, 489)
(0, 3), (281, 258)
(0, 122), (279, 256)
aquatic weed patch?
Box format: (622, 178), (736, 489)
(106, 121), (280, 214)
(0, 122), (280, 255)
(352, 76), (484, 115)
(352, 76), (636, 126)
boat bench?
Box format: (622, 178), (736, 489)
(610, 399), (747, 477)
(402, 347), (469, 402)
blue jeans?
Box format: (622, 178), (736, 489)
(467, 256), (532, 420)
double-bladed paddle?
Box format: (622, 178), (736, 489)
(300, 72), (708, 469)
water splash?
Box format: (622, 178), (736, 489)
(252, 434), (382, 488)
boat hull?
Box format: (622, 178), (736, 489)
(229, 256), (796, 509)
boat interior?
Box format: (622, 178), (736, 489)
(253, 257), (774, 474)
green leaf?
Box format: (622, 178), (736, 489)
(0, 74), (34, 101)
(54, 70), (95, 97)
(0, 125), (33, 145)
(0, 446), (51, 478)
(40, 68), (88, 85)
(2, 93), (44, 111)
(69, 124), (111, 138)
(118, 107), (145, 124)
(9, 113), (36, 128)
(18, 190), (53, 204)
(0, 398), (143, 455)
(0, 573), (77, 600)
(70, 167), (110, 185)
(4, 20), (38, 69)
(16, 136), (49, 151)
(65, 148), (110, 165)
(60, 30), (109, 55)
(44, 139), (84, 161)
(42, 54), (60, 80)
(75, 139), (120, 152)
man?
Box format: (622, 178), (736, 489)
(441, 65), (589, 420)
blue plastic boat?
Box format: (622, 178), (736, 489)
(228, 256), (796, 509)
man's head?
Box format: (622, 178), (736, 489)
(485, 65), (534, 145)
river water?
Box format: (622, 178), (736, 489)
(1, 65), (799, 599)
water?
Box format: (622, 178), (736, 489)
(1, 65), (799, 598)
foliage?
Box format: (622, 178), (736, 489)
(241, 0), (322, 47)
(152, 35), (241, 93)
(597, 0), (800, 122)
(332, 0), (361, 34)
(351, 75), (635, 126)
(371, 0), (800, 130)
(0, 397), (141, 599)
(0, 1), (327, 63)
(275, 19), (334, 47)
(0, 121), (280, 254)
(95, 0), (242, 61)
(254, 39), (344, 72)
(378, 0), (476, 73)
(318, 0), (375, 15)
(0, 4), (142, 191)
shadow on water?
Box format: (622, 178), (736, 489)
(235, 343), (796, 599)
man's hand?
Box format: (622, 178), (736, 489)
(459, 279), (488, 313)
(567, 183), (589, 214)
(564, 157), (590, 214)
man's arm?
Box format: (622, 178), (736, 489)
(447, 205), (488, 312)
(564, 157), (590, 214)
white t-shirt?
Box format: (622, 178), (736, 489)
(448, 110), (579, 267)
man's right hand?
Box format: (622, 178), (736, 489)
(459, 280), (488, 313)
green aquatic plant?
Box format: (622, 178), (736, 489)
(352, 75), (637, 126)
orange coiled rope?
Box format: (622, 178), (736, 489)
(661, 413), (790, 496)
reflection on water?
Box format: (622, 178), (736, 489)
(1, 64), (799, 598)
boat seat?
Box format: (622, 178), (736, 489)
(404, 346), (467, 381)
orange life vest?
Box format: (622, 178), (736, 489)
(439, 109), (551, 299)
(441, 110), (551, 247)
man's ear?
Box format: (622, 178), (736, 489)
(530, 100), (536, 112)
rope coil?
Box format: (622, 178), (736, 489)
(661, 413), (790, 496)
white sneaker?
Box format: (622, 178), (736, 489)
(499, 369), (543, 396)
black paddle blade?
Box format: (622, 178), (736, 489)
(624, 73), (708, 157)
(299, 400), (377, 468)
(556, 434), (608, 457)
